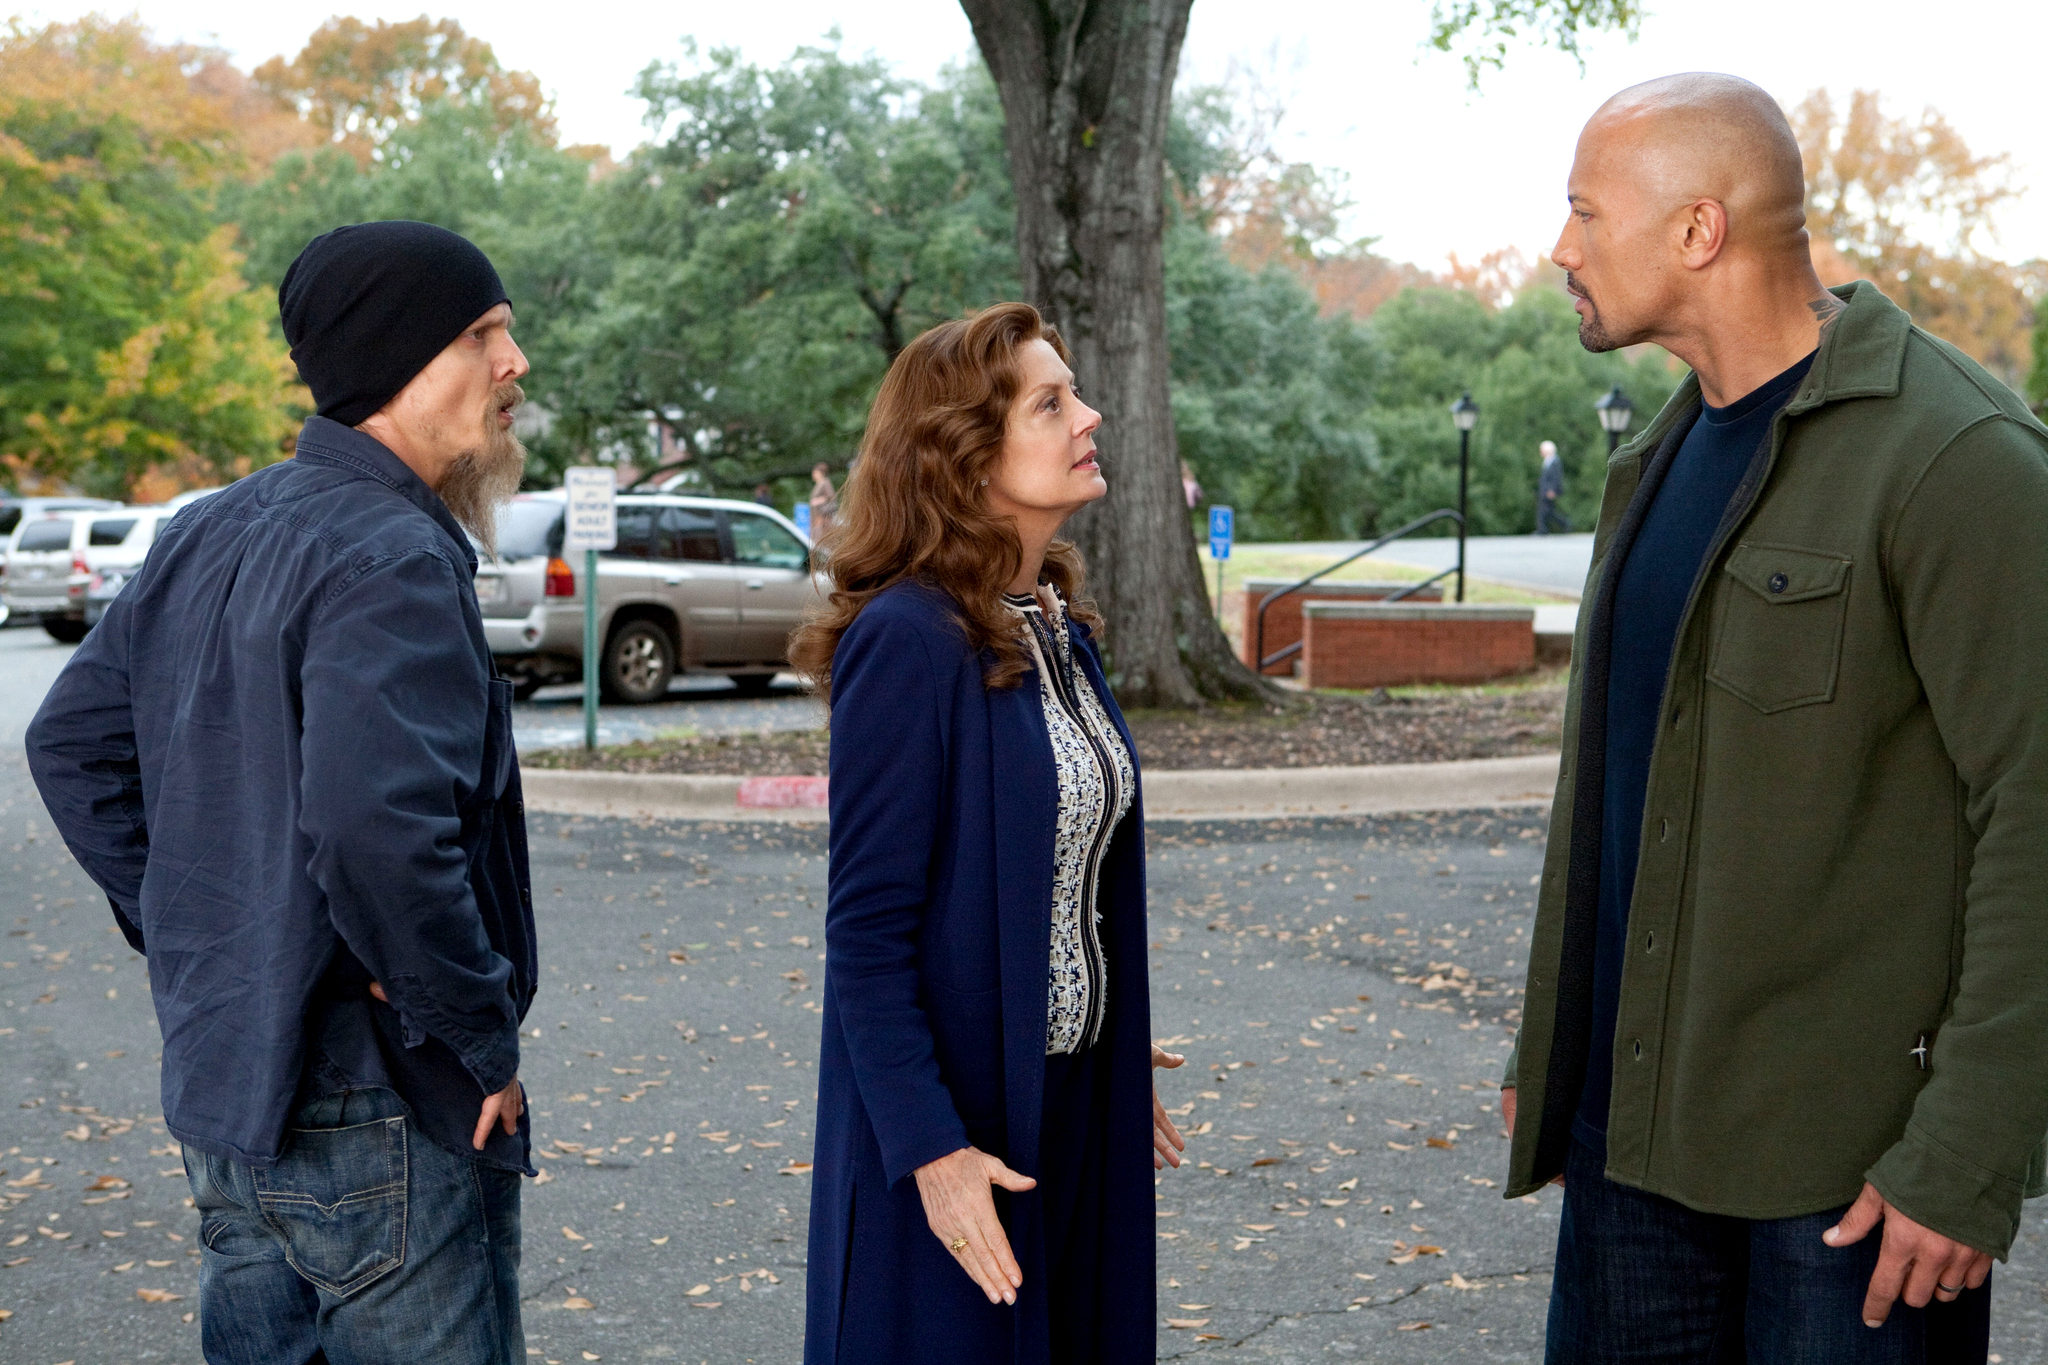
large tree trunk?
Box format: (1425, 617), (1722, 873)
(961, 0), (1272, 708)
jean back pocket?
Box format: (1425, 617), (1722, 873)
(1706, 542), (1852, 714)
(253, 1114), (408, 1296)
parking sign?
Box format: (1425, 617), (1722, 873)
(792, 502), (813, 537)
(563, 467), (617, 552)
(1208, 505), (1233, 560)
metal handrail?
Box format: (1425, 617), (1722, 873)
(1251, 508), (1466, 675)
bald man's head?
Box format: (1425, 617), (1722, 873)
(1587, 73), (1807, 251)
(1553, 73), (1818, 354)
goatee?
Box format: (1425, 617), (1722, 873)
(440, 381), (528, 550)
(1566, 273), (1619, 354)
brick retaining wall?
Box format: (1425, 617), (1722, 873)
(1301, 601), (1536, 689)
(1241, 578), (1443, 676)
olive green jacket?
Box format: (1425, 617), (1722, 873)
(1503, 282), (2048, 1259)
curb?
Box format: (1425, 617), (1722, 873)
(520, 753), (1560, 825)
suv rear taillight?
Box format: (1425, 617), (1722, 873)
(69, 553), (89, 596)
(544, 557), (576, 597)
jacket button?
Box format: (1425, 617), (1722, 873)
(1768, 572), (1789, 594)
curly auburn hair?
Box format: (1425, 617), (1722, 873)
(788, 302), (1099, 700)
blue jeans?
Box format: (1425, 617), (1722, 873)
(185, 1087), (523, 1365)
(1548, 1138), (1990, 1364)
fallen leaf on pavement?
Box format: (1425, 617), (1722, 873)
(1165, 1318), (1211, 1329)
(684, 1284), (710, 1296)
(136, 1289), (182, 1303)
(563, 1297), (593, 1310)
(1397, 1321), (1433, 1331)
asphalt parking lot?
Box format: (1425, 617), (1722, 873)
(2, 623), (2045, 1363)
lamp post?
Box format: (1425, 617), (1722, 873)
(1595, 383), (1634, 456)
(1449, 390), (1479, 602)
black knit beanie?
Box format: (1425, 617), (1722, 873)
(278, 221), (510, 428)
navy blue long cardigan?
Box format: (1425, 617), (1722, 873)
(803, 580), (1156, 1364)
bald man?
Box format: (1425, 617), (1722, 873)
(1499, 73), (2048, 1362)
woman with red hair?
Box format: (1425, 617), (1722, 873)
(795, 303), (1185, 1363)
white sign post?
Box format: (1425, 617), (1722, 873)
(563, 468), (617, 750)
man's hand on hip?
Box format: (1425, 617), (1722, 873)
(1499, 1088), (1564, 1187)
(1824, 1182), (1991, 1326)
(369, 981), (524, 1150)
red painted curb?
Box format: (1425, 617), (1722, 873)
(737, 775), (829, 809)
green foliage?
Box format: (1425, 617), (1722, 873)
(1428, 0), (1643, 86)
(537, 45), (1017, 488)
(2030, 303), (2048, 412)
(1164, 226), (1380, 541)
(0, 17), (302, 496)
(1362, 284), (1681, 534)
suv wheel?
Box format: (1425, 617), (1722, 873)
(600, 621), (674, 704)
(42, 617), (89, 644)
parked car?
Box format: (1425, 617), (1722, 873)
(0, 497), (123, 626)
(2, 506), (179, 642)
(480, 491), (825, 702)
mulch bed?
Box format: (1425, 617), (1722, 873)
(524, 670), (1566, 775)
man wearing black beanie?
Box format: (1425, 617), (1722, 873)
(28, 220), (540, 1364)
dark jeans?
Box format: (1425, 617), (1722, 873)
(1548, 1138), (1990, 1364)
(185, 1087), (523, 1365)
(1537, 500), (1573, 534)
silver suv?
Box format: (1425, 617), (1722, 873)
(2, 506), (175, 642)
(480, 491), (824, 702)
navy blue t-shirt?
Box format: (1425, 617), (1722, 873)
(1573, 353), (1814, 1153)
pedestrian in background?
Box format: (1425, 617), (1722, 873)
(1535, 439), (1571, 533)
(1180, 459), (1203, 509)
(27, 221), (539, 1365)
(1505, 74), (2048, 1363)
(754, 481), (775, 506)
(809, 461), (840, 541)
(789, 302), (1186, 1364)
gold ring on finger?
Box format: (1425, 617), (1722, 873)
(950, 1237), (968, 1253)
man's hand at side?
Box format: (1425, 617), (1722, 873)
(370, 980), (524, 1150)
(1825, 1183), (1992, 1326)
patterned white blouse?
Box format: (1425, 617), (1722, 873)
(1005, 586), (1136, 1055)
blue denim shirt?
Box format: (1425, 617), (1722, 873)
(26, 418), (537, 1170)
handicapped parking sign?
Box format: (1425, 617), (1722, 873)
(1208, 505), (1233, 560)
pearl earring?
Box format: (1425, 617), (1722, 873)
(980, 478), (988, 486)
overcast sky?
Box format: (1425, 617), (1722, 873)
(23, 0), (2048, 270)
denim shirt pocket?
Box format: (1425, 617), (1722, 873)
(1707, 543), (1853, 714)
(477, 678), (515, 806)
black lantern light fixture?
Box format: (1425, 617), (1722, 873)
(1449, 390), (1479, 602)
(1595, 383), (1634, 455)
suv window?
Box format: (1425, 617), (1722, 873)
(728, 511), (808, 569)
(656, 506), (722, 562)
(496, 500), (564, 559)
(0, 507), (19, 537)
(16, 519), (74, 552)
(609, 505), (657, 559)
(89, 518), (138, 546)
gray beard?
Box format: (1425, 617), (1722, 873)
(439, 409), (527, 551)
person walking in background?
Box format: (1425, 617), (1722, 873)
(27, 221), (539, 1365)
(1535, 439), (1571, 533)
(1180, 459), (1203, 509)
(809, 461), (840, 541)
(754, 481), (775, 506)
(791, 303), (1186, 1364)
(1502, 74), (2048, 1363)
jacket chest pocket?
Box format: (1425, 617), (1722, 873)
(1707, 543), (1852, 714)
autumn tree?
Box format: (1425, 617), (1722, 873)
(960, 0), (1641, 707)
(251, 16), (556, 165)
(1792, 89), (2035, 385)
(0, 17), (304, 497)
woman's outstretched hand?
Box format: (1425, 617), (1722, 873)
(1152, 1044), (1187, 1170)
(913, 1146), (1037, 1305)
